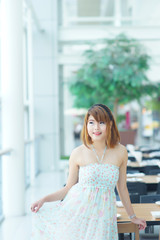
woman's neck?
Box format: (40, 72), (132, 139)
(91, 141), (107, 152)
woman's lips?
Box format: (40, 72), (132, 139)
(94, 132), (101, 136)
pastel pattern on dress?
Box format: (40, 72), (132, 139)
(31, 163), (119, 240)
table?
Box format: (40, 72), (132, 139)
(128, 162), (143, 167)
(128, 161), (160, 168)
(127, 175), (160, 184)
(117, 203), (160, 233)
(117, 204), (160, 223)
(117, 204), (160, 239)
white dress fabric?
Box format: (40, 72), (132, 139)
(31, 163), (119, 240)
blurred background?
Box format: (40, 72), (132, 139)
(0, 0), (160, 239)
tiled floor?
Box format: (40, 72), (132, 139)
(0, 171), (65, 240)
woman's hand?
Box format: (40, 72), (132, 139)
(31, 199), (44, 213)
(131, 217), (147, 230)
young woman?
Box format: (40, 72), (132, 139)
(31, 103), (146, 240)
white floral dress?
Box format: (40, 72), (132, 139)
(31, 163), (119, 240)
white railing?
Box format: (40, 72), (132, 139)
(0, 148), (13, 156)
(24, 134), (44, 188)
(0, 149), (13, 223)
(0, 135), (43, 222)
(64, 16), (160, 27)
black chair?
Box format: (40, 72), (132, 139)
(116, 193), (140, 204)
(141, 149), (160, 154)
(140, 194), (160, 203)
(142, 166), (159, 175)
(140, 235), (159, 240)
(130, 193), (140, 203)
(127, 182), (147, 195)
(127, 166), (142, 173)
(127, 170), (140, 174)
(128, 156), (136, 162)
(148, 169), (160, 175)
(142, 156), (160, 160)
(116, 194), (120, 201)
(140, 194), (160, 238)
(157, 182), (160, 194)
(115, 187), (119, 196)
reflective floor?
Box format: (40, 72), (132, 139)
(0, 171), (64, 240)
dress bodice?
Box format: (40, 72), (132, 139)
(78, 163), (119, 189)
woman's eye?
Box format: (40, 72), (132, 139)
(89, 121), (94, 124)
(100, 121), (105, 124)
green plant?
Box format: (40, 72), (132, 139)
(69, 33), (157, 120)
(146, 83), (160, 112)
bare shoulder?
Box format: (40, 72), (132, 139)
(70, 144), (88, 166)
(71, 144), (85, 156)
(115, 143), (128, 163)
(70, 145), (85, 164)
(117, 143), (128, 154)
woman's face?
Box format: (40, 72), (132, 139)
(87, 115), (107, 142)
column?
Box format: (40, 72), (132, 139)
(53, 0), (60, 171)
(27, 8), (35, 185)
(1, 0), (25, 216)
(114, 0), (121, 27)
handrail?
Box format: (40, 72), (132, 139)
(66, 16), (160, 28)
(69, 16), (115, 23)
(25, 134), (44, 145)
(0, 148), (13, 156)
(25, 139), (34, 145)
(68, 16), (160, 23)
(0, 134), (45, 153)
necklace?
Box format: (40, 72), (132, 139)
(91, 144), (107, 164)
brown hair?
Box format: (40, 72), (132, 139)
(81, 104), (120, 148)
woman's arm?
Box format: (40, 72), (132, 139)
(31, 148), (79, 212)
(117, 147), (146, 230)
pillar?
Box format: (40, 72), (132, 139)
(1, 0), (25, 216)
